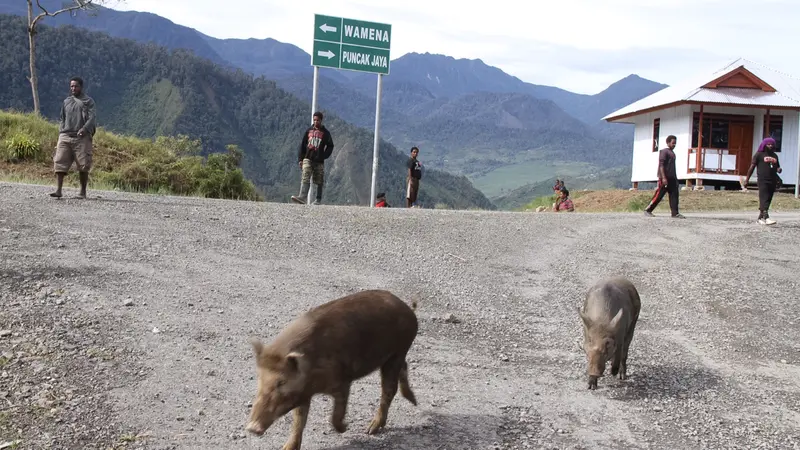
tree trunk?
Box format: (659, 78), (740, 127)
(27, 0), (40, 115)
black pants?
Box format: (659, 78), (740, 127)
(645, 179), (679, 216)
(758, 181), (776, 218)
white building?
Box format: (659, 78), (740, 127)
(603, 58), (800, 196)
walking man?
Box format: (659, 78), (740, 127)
(406, 146), (422, 208)
(50, 76), (96, 199)
(644, 135), (684, 218)
(291, 111), (334, 205)
(742, 137), (781, 225)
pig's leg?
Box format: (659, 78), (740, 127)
(620, 319), (638, 380)
(367, 356), (401, 435)
(330, 384), (351, 433)
(610, 345), (622, 376)
(282, 401), (310, 450)
(398, 360), (417, 405)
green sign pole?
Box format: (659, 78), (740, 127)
(310, 14), (392, 206)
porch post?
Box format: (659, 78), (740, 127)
(796, 115), (800, 198)
(764, 108), (771, 138)
(696, 105), (704, 189)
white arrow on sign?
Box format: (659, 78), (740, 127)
(319, 23), (337, 33)
(317, 50), (335, 59)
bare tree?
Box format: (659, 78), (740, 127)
(26, 0), (108, 115)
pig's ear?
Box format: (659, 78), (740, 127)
(608, 309), (623, 332)
(250, 338), (264, 357)
(285, 352), (305, 373)
(578, 308), (591, 327)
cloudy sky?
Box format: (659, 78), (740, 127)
(109, 0), (799, 95)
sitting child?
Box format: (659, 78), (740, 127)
(553, 187), (574, 212)
(376, 192), (390, 208)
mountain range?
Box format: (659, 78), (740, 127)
(0, 0), (669, 205)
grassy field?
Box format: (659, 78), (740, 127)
(0, 109), (261, 201)
(518, 188), (800, 213)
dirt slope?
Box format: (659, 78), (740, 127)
(1, 182), (799, 450)
(571, 188), (800, 213)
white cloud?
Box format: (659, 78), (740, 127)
(108, 0), (800, 94)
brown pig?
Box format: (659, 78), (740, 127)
(245, 289), (419, 449)
(578, 276), (641, 390)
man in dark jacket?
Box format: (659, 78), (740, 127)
(50, 76), (96, 199)
(291, 111), (334, 205)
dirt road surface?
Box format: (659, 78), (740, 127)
(1, 182), (799, 450)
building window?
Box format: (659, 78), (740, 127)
(691, 112), (751, 149)
(652, 118), (660, 152)
(764, 115), (783, 152)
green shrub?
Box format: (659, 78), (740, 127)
(2, 132), (41, 162)
(626, 194), (650, 212)
(0, 110), (262, 201)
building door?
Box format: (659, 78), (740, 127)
(730, 120), (754, 175)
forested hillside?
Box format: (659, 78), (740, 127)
(0, 14), (494, 209)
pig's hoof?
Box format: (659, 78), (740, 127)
(332, 420), (348, 433)
(245, 420), (265, 436)
(587, 376), (598, 390)
(366, 418), (385, 435)
(610, 365), (619, 376)
(281, 441), (300, 450)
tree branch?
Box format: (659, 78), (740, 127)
(31, 0), (96, 30)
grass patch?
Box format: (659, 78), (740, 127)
(0, 109), (262, 201)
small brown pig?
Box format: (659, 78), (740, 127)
(245, 289), (419, 450)
(578, 276), (641, 390)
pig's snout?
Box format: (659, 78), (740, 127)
(245, 420), (266, 436)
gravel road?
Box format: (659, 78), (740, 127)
(1, 182), (799, 450)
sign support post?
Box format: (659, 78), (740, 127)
(307, 65), (320, 205)
(310, 14), (391, 207)
(370, 74), (383, 207)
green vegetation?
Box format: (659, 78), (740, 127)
(0, 110), (261, 200)
(0, 14), (494, 210)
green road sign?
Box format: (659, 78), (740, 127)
(311, 14), (391, 75)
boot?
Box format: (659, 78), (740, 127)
(312, 184), (323, 205)
(291, 182), (310, 204)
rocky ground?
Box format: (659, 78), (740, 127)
(1, 182), (799, 450)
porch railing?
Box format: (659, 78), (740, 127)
(687, 148), (740, 175)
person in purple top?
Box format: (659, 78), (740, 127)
(742, 137), (781, 225)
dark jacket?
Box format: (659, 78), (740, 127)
(59, 93), (96, 137)
(298, 125), (334, 163)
